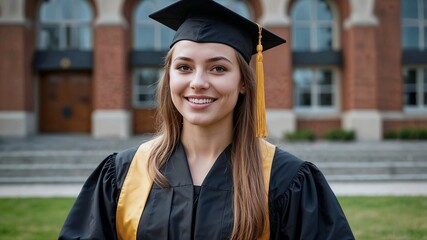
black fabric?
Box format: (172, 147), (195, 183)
(58, 143), (354, 240)
(149, 0), (286, 63)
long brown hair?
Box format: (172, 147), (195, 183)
(147, 46), (267, 240)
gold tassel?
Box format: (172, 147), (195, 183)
(256, 24), (267, 138)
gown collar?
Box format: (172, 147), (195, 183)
(161, 141), (233, 191)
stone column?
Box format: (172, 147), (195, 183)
(0, 0), (36, 136)
(92, 0), (131, 139)
(342, 0), (382, 140)
(259, 0), (295, 140)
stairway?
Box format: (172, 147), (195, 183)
(1, 136), (427, 184)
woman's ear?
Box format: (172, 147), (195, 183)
(240, 82), (246, 94)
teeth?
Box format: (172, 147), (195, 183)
(188, 98), (213, 104)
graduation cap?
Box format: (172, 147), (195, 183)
(149, 0), (286, 138)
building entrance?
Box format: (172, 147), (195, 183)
(39, 72), (92, 133)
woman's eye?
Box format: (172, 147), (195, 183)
(211, 66), (226, 72)
(177, 65), (191, 72)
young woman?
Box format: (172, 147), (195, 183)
(59, 1), (354, 239)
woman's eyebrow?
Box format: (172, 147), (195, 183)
(206, 56), (233, 65)
(173, 56), (193, 63)
(173, 56), (233, 65)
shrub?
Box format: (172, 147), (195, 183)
(384, 128), (427, 140)
(398, 128), (427, 140)
(383, 130), (399, 139)
(323, 128), (356, 141)
(284, 129), (316, 142)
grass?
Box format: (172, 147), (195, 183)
(0, 198), (74, 240)
(339, 196), (427, 240)
(0, 196), (426, 239)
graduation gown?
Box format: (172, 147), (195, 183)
(58, 140), (354, 240)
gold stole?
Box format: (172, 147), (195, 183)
(116, 139), (276, 240)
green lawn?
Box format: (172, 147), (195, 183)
(0, 196), (426, 240)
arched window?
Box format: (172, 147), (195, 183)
(133, 0), (252, 109)
(291, 0), (334, 51)
(291, 0), (339, 113)
(401, 0), (427, 50)
(38, 0), (93, 50)
(134, 0), (175, 50)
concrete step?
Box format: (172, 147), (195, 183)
(1, 137), (426, 184)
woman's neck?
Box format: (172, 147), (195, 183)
(181, 122), (233, 185)
(181, 123), (232, 159)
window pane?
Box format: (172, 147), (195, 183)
(77, 1), (93, 21)
(292, 0), (311, 20)
(40, 2), (58, 22)
(317, 0), (332, 20)
(135, 27), (155, 50)
(294, 69), (312, 107)
(425, 0), (427, 20)
(404, 69), (418, 106)
(402, 26), (419, 49)
(319, 93), (333, 106)
(62, 0), (74, 20)
(424, 69), (427, 105)
(318, 70), (333, 106)
(425, 27), (427, 47)
(39, 27), (60, 50)
(401, 0), (418, 19)
(161, 27), (174, 50)
(134, 68), (161, 108)
(317, 27), (333, 50)
(293, 27), (311, 50)
(318, 70), (332, 85)
(77, 25), (92, 49)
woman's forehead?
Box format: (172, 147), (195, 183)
(172, 40), (237, 62)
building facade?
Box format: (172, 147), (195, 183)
(0, 0), (426, 140)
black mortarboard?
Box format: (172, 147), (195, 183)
(149, 0), (286, 63)
(149, 0), (286, 138)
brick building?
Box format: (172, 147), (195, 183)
(0, 0), (426, 140)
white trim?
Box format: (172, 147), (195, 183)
(402, 66), (427, 111)
(0, 0), (27, 25)
(343, 110), (382, 141)
(344, 0), (379, 29)
(92, 110), (132, 139)
(381, 111), (427, 120)
(0, 111), (36, 136)
(259, 0), (291, 27)
(266, 110), (296, 140)
(94, 0), (127, 27)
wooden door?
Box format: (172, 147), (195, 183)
(39, 72), (92, 133)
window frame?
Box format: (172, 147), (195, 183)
(293, 66), (340, 114)
(37, 0), (93, 51)
(132, 67), (163, 109)
(291, 0), (339, 51)
(403, 65), (427, 112)
(401, 0), (427, 50)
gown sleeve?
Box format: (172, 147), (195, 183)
(269, 151), (354, 240)
(58, 154), (119, 240)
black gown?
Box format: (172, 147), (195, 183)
(59, 141), (354, 240)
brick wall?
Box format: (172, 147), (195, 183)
(0, 25), (34, 111)
(93, 26), (131, 110)
(375, 0), (402, 111)
(264, 26), (292, 109)
(384, 120), (427, 132)
(297, 119), (341, 139)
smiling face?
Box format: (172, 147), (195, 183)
(169, 40), (244, 131)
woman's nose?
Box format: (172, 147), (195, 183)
(190, 71), (209, 90)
